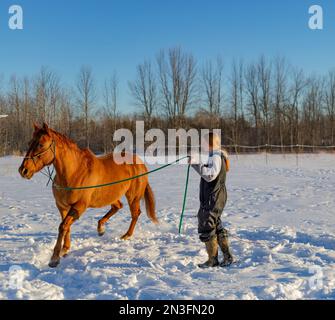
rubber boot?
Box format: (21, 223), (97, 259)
(198, 237), (219, 268)
(217, 233), (234, 267)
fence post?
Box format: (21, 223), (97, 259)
(265, 144), (268, 165)
(234, 144), (239, 160)
(282, 144), (286, 160)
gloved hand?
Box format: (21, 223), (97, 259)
(188, 154), (200, 165)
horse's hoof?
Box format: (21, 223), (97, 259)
(48, 259), (60, 268)
(60, 249), (69, 258)
(98, 226), (105, 237)
(121, 234), (131, 241)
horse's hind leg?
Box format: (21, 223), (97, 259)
(121, 198), (141, 240)
(98, 200), (123, 236)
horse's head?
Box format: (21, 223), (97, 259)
(19, 122), (56, 180)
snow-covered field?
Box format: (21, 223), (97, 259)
(0, 154), (335, 300)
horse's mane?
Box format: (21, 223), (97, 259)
(48, 128), (95, 167)
(49, 129), (78, 149)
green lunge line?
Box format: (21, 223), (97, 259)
(179, 164), (191, 234)
(52, 156), (189, 191)
(51, 155), (190, 234)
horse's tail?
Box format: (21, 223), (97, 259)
(144, 184), (158, 224)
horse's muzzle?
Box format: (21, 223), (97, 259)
(19, 166), (33, 179)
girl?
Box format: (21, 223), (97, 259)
(190, 132), (233, 268)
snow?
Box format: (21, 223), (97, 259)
(0, 153), (335, 300)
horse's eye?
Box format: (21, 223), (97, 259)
(39, 143), (43, 148)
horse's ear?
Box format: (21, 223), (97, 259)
(42, 122), (49, 132)
(33, 122), (40, 132)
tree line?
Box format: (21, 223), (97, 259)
(1, 47), (335, 155)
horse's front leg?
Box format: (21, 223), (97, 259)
(56, 205), (72, 257)
(61, 230), (71, 258)
(49, 205), (86, 268)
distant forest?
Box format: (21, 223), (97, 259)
(1, 47), (335, 155)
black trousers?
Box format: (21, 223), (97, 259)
(197, 207), (228, 243)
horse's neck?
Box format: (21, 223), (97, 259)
(52, 136), (91, 184)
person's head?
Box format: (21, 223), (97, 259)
(202, 132), (221, 152)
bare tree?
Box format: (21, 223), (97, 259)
(157, 47), (197, 126)
(104, 72), (118, 121)
(302, 76), (323, 147)
(273, 56), (288, 148)
(34, 67), (60, 125)
(58, 90), (73, 136)
(245, 62), (260, 144)
(287, 68), (306, 146)
(77, 66), (96, 148)
(230, 59), (244, 144)
(8, 75), (22, 149)
(22, 77), (31, 130)
(103, 71), (119, 151)
(129, 61), (157, 124)
(201, 57), (223, 128)
(49, 75), (61, 128)
(257, 56), (272, 145)
(324, 70), (335, 145)
(0, 99), (8, 155)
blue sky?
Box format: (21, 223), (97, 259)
(1, 0), (335, 112)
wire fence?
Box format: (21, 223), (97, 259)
(147, 144), (335, 167)
(224, 144), (335, 152)
(221, 144), (335, 166)
(150, 144), (335, 154)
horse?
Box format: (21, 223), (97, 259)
(19, 122), (157, 268)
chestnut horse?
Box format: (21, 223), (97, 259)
(19, 123), (157, 268)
